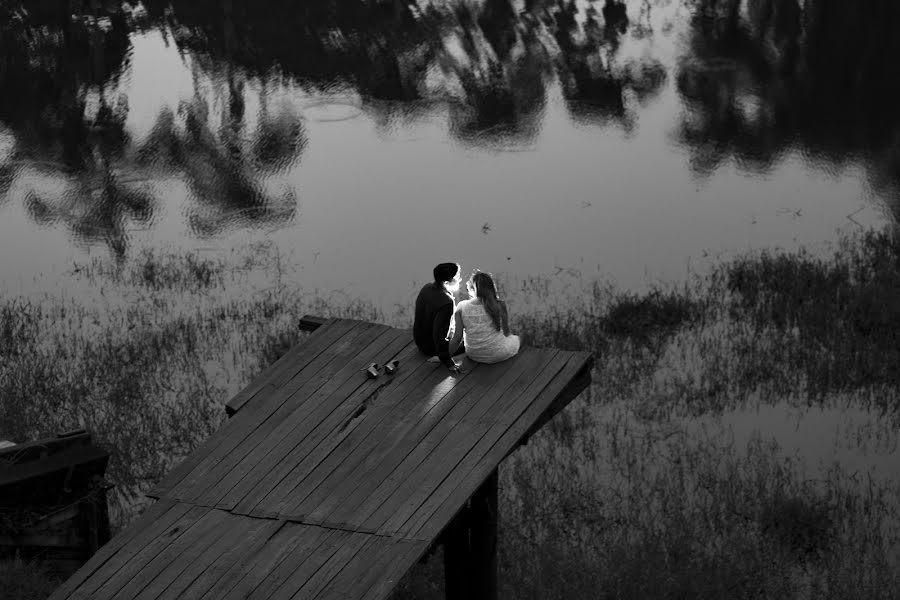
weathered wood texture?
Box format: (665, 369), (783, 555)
(0, 430), (108, 495)
(48, 504), (426, 600)
(53, 318), (593, 600)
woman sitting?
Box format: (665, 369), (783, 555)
(448, 271), (520, 364)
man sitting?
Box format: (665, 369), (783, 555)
(413, 262), (465, 374)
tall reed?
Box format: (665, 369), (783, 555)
(1, 231), (898, 599)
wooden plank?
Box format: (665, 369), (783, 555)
(67, 503), (204, 600)
(243, 527), (343, 600)
(162, 319), (366, 499)
(311, 537), (388, 600)
(296, 354), (490, 524)
(299, 315), (329, 332)
(234, 338), (423, 517)
(324, 349), (555, 529)
(208, 523), (324, 600)
(187, 321), (387, 506)
(181, 321), (380, 504)
(332, 538), (428, 600)
(10, 503), (81, 531)
(376, 350), (574, 537)
(399, 352), (589, 540)
(243, 347), (437, 518)
(154, 516), (281, 600)
(0, 445), (108, 488)
(0, 530), (85, 548)
(148, 319), (360, 498)
(360, 546), (429, 600)
(84, 505), (216, 600)
(283, 532), (371, 599)
(402, 351), (593, 539)
(0, 431), (90, 464)
(112, 508), (231, 599)
(167, 321), (377, 503)
(222, 329), (412, 514)
(147, 385), (270, 499)
(510, 357), (593, 457)
(194, 521), (311, 600)
(309, 350), (540, 526)
(47, 499), (183, 600)
(274, 357), (476, 521)
(201, 325), (402, 510)
(361, 349), (567, 535)
(264, 320), (369, 391)
(130, 511), (250, 600)
(225, 318), (342, 415)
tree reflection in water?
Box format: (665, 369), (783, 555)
(2, 0), (670, 249)
(675, 0), (900, 222)
(6, 0), (900, 250)
(134, 58), (303, 238)
(0, 0), (304, 255)
(144, 0), (668, 145)
(0, 1), (147, 259)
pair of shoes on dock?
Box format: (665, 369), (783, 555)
(363, 360), (400, 379)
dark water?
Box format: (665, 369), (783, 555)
(1, 0), (898, 300)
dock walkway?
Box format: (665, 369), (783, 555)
(49, 317), (593, 600)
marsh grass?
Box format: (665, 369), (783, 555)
(1, 232), (899, 599)
(598, 288), (703, 346)
(0, 558), (62, 600)
(717, 230), (900, 395)
(479, 395), (900, 599)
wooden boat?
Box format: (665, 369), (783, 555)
(0, 430), (111, 577)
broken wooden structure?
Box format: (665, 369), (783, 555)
(49, 316), (593, 599)
(0, 430), (111, 577)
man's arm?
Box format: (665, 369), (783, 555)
(448, 306), (464, 357)
(432, 304), (457, 369)
(500, 301), (510, 336)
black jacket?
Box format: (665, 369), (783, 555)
(413, 283), (455, 368)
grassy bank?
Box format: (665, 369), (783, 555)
(2, 231), (899, 598)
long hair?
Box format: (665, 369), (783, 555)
(471, 271), (508, 334)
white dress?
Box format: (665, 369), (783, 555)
(459, 299), (521, 364)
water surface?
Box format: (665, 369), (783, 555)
(1, 0), (896, 302)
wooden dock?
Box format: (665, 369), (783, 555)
(49, 317), (593, 600)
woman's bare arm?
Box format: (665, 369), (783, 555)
(447, 305), (465, 357)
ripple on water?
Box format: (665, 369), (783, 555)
(681, 56), (739, 73)
(301, 99), (363, 122)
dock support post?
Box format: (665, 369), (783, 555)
(443, 468), (499, 600)
(470, 468), (498, 600)
(443, 509), (470, 600)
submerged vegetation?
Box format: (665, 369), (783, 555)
(720, 231), (900, 393)
(1, 230), (899, 598)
